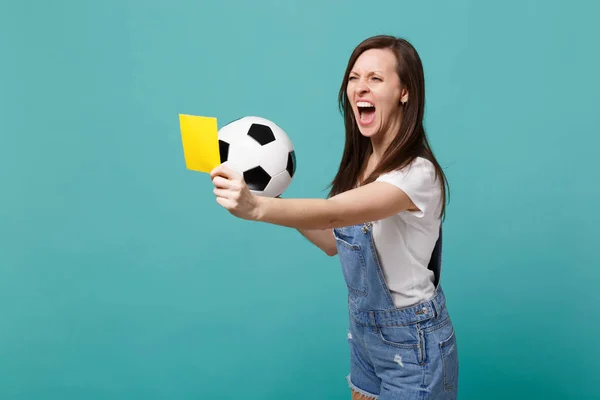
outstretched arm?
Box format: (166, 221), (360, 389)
(210, 164), (417, 230)
(255, 186), (413, 229)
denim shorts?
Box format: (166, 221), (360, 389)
(345, 287), (459, 399)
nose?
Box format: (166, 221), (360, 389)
(354, 79), (369, 95)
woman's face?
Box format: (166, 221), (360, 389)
(346, 48), (407, 139)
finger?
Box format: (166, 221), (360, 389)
(214, 188), (241, 204)
(210, 163), (232, 179)
(210, 164), (226, 179)
(212, 176), (231, 189)
(211, 163), (243, 181)
(213, 187), (230, 198)
(226, 166), (243, 181)
(216, 196), (234, 210)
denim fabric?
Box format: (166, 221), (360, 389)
(333, 222), (458, 399)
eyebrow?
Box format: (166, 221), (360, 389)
(349, 70), (384, 76)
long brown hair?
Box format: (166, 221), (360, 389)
(327, 35), (449, 219)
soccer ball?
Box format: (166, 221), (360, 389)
(218, 116), (296, 198)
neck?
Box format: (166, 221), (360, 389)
(369, 110), (403, 163)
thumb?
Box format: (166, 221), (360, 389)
(210, 162), (243, 181)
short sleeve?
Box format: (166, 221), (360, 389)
(375, 157), (441, 219)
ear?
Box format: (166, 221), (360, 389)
(400, 87), (409, 104)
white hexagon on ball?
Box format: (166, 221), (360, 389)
(262, 170), (293, 198)
(224, 133), (260, 173)
(259, 140), (289, 177)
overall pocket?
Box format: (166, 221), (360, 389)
(377, 323), (424, 365)
(333, 228), (367, 297)
(439, 325), (458, 391)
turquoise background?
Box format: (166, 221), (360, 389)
(1, 0), (598, 398)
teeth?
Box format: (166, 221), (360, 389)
(357, 101), (374, 108)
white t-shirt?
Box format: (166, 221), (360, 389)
(372, 157), (443, 308)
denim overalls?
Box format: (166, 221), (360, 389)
(333, 221), (458, 399)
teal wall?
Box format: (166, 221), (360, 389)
(1, 0), (598, 398)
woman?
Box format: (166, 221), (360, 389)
(210, 35), (459, 400)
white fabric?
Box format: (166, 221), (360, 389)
(372, 157), (443, 308)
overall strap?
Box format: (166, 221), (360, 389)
(427, 225), (443, 288)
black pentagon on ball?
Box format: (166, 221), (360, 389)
(244, 166), (271, 191)
(247, 123), (276, 145)
(218, 140), (229, 163)
(287, 150), (296, 177)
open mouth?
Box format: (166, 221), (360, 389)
(357, 101), (376, 125)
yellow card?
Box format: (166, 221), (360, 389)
(179, 114), (220, 173)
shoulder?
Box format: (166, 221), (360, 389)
(374, 157), (442, 219)
(376, 157), (437, 185)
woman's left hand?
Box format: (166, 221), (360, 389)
(210, 164), (261, 221)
